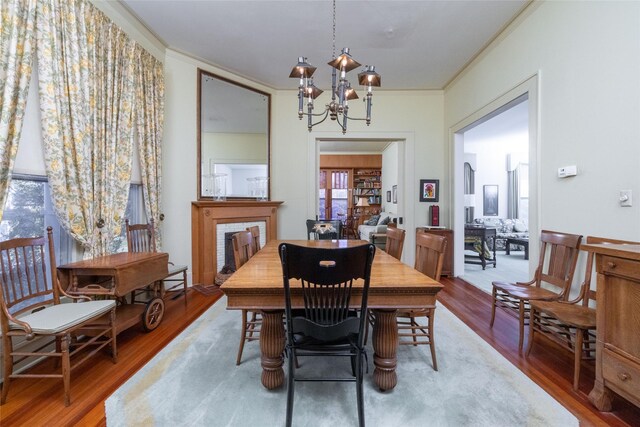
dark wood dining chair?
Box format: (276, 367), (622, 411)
(305, 219), (341, 240)
(385, 226), (406, 260)
(246, 225), (261, 254)
(125, 219), (188, 305)
(491, 230), (582, 351)
(527, 236), (638, 390)
(279, 242), (376, 427)
(396, 232), (447, 370)
(0, 227), (117, 406)
(231, 230), (261, 365)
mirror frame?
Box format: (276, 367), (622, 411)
(197, 68), (271, 200)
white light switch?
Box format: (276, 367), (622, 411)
(620, 190), (632, 207)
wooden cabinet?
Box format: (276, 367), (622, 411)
(416, 227), (454, 277)
(582, 243), (640, 411)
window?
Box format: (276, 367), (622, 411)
(1, 175), (146, 263)
(319, 169), (350, 220)
(109, 184), (146, 253)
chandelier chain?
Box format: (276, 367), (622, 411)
(332, 0), (336, 58)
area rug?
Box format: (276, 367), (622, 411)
(105, 297), (577, 427)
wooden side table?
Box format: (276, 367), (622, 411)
(416, 227), (454, 276)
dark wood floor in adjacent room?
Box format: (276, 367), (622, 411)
(1, 278), (639, 426)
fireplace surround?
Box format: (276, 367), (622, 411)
(191, 200), (282, 285)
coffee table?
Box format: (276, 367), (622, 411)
(505, 237), (529, 260)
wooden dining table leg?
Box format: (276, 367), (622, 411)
(260, 309), (285, 389)
(372, 308), (398, 391)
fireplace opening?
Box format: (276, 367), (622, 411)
(223, 232), (238, 272)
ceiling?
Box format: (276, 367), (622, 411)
(121, 0), (529, 91)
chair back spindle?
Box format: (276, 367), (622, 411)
(125, 219), (156, 252)
(534, 230), (582, 299)
(0, 230), (58, 317)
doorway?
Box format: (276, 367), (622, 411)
(451, 75), (539, 289)
(460, 98), (530, 293)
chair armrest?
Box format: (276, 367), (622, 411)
(2, 305), (34, 337)
(515, 278), (536, 287)
(56, 278), (92, 302)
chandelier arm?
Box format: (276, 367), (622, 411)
(301, 109), (331, 117)
(307, 109), (330, 130)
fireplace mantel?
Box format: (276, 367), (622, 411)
(191, 200), (283, 285)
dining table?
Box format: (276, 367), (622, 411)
(221, 239), (444, 391)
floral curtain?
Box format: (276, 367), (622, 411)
(134, 47), (164, 249)
(36, 0), (136, 257)
(0, 0), (37, 222)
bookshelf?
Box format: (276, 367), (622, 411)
(353, 168), (382, 209)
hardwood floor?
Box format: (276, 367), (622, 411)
(0, 288), (224, 426)
(437, 277), (640, 427)
(1, 279), (639, 426)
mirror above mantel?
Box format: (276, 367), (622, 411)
(198, 69), (270, 200)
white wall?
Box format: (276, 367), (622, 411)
(381, 142), (399, 216)
(446, 1), (640, 242)
(162, 50), (275, 270)
(465, 126), (528, 219)
(271, 89), (444, 266)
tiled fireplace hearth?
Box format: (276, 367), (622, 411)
(191, 200), (282, 285)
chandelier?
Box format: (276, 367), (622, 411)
(289, 0), (381, 134)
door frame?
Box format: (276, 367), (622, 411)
(308, 131), (417, 265)
(450, 74), (540, 277)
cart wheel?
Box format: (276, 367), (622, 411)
(142, 297), (165, 332)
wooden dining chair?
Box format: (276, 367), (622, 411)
(0, 227), (117, 406)
(491, 230), (582, 351)
(232, 230), (261, 365)
(527, 236), (638, 390)
(305, 219), (341, 240)
(125, 219), (188, 305)
(246, 225), (261, 254)
(279, 242), (376, 427)
(385, 226), (406, 260)
(396, 232), (447, 370)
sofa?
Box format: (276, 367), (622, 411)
(472, 217), (528, 251)
(358, 212), (393, 242)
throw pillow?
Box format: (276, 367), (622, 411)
(513, 221), (527, 232)
(378, 216), (390, 225)
(366, 214), (380, 226)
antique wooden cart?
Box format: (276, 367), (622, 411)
(58, 252), (169, 333)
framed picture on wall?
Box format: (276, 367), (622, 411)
(483, 185), (499, 216)
(386, 191), (391, 202)
(392, 185), (397, 204)
(419, 179), (439, 202)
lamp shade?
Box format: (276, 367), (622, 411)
(344, 84), (359, 100)
(356, 197), (370, 207)
(289, 57), (317, 78)
(305, 80), (324, 99)
(328, 48), (361, 73)
(358, 65), (381, 87)
(464, 194), (476, 207)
